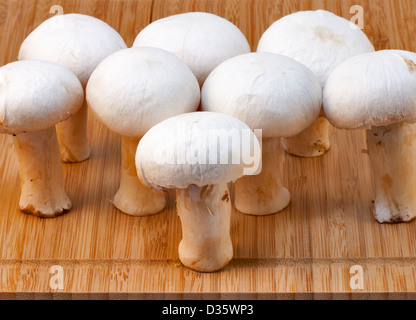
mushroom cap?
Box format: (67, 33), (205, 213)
(18, 13), (127, 86)
(257, 10), (375, 88)
(86, 47), (200, 138)
(323, 50), (416, 130)
(0, 60), (84, 135)
(201, 52), (322, 138)
(132, 12), (251, 86)
(136, 112), (260, 191)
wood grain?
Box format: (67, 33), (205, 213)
(1, 0), (416, 299)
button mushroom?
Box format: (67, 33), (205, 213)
(18, 13), (127, 163)
(0, 60), (83, 217)
(323, 50), (416, 223)
(133, 12), (250, 87)
(136, 112), (261, 272)
(202, 52), (322, 215)
(86, 47), (200, 216)
(257, 10), (374, 157)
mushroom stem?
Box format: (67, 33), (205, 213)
(281, 116), (330, 157)
(176, 184), (233, 272)
(367, 122), (416, 223)
(113, 136), (166, 216)
(234, 136), (290, 215)
(56, 101), (90, 163)
(12, 126), (72, 218)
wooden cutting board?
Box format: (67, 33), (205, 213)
(1, 0), (416, 299)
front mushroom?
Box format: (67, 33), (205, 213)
(86, 47), (200, 216)
(323, 50), (416, 223)
(0, 61), (83, 217)
(136, 112), (261, 272)
(201, 52), (322, 215)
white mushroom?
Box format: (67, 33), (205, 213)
(0, 60), (83, 217)
(257, 10), (375, 157)
(136, 112), (260, 272)
(201, 52), (322, 215)
(133, 12), (250, 86)
(86, 47), (200, 217)
(323, 50), (416, 223)
(19, 13), (127, 163)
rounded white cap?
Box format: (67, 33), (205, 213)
(133, 12), (251, 86)
(257, 10), (375, 88)
(201, 52), (322, 138)
(323, 50), (416, 130)
(0, 60), (84, 135)
(136, 112), (260, 191)
(19, 13), (127, 86)
(86, 47), (200, 138)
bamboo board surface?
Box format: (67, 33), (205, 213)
(1, 0), (416, 299)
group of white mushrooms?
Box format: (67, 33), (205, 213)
(1, 9), (416, 272)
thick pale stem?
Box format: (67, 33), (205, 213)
(281, 116), (330, 158)
(176, 184), (233, 272)
(367, 122), (416, 223)
(12, 127), (72, 218)
(56, 101), (90, 163)
(113, 136), (166, 216)
(234, 137), (290, 215)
